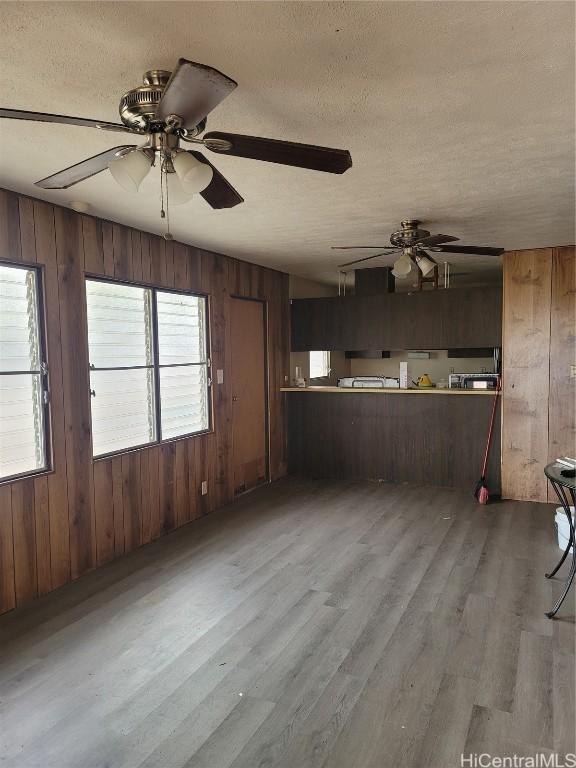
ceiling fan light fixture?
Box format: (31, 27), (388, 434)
(172, 150), (213, 193)
(108, 148), (152, 192)
(391, 251), (414, 278)
(414, 252), (437, 277)
(165, 170), (196, 205)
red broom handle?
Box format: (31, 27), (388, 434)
(482, 379), (501, 477)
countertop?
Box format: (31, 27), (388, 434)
(281, 386), (499, 396)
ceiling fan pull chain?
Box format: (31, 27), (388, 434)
(164, 162), (173, 240)
(158, 137), (173, 241)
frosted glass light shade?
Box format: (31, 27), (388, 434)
(391, 252), (414, 278)
(172, 151), (213, 193)
(415, 253), (437, 277)
(109, 149), (152, 192)
(165, 172), (195, 205)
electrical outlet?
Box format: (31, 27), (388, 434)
(570, 364), (576, 379)
(201, 480), (208, 496)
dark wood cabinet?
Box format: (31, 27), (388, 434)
(287, 391), (501, 492)
(291, 285), (502, 351)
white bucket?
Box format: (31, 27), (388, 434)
(555, 507), (575, 551)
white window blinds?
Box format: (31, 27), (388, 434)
(157, 291), (209, 440)
(309, 350), (330, 379)
(0, 264), (49, 480)
(86, 279), (210, 457)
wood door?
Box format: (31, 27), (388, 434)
(231, 297), (267, 494)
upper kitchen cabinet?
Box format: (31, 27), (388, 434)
(291, 285), (502, 351)
(290, 295), (346, 350)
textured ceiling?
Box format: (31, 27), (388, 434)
(0, 1), (574, 285)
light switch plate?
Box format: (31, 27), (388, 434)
(570, 364), (576, 379)
(216, 369), (224, 384)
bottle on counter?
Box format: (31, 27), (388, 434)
(294, 366), (306, 388)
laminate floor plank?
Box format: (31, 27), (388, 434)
(0, 478), (573, 768)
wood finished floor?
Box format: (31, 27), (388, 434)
(0, 478), (574, 768)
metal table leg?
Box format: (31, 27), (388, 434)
(545, 482), (576, 618)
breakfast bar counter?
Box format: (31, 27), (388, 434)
(284, 387), (501, 492)
(281, 386), (497, 395)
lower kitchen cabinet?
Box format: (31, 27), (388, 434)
(287, 390), (501, 492)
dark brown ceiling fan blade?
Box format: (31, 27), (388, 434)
(35, 146), (136, 189)
(0, 108), (132, 133)
(415, 234), (460, 247)
(339, 251), (398, 268)
(186, 151), (243, 209)
(331, 246), (390, 250)
(155, 59), (237, 130)
(204, 132), (353, 174)
(433, 245), (504, 256)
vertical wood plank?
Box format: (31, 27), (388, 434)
(548, 246), (576, 500)
(131, 230), (143, 282)
(161, 240), (175, 288)
(113, 224), (131, 280)
(93, 460), (115, 565)
(148, 447), (161, 541)
(196, 435), (210, 517)
(82, 216), (104, 274)
(173, 242), (188, 288)
(160, 443), (176, 533)
(122, 451), (142, 552)
(54, 206), (96, 577)
(12, 480), (37, 604)
(175, 440), (189, 527)
(102, 221), (114, 277)
(33, 200), (70, 589)
(0, 189), (22, 261)
(140, 233), (152, 284)
(33, 475), (51, 595)
(502, 250), (552, 502)
(0, 485), (15, 613)
(139, 449), (151, 545)
(18, 196), (37, 262)
(149, 235), (164, 285)
(187, 246), (202, 291)
(186, 438), (199, 521)
(111, 456), (124, 556)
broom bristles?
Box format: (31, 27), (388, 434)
(478, 485), (489, 505)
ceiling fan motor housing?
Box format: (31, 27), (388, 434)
(389, 219), (431, 248)
(119, 70), (172, 131)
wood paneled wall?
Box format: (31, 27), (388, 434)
(502, 246), (575, 503)
(0, 189), (289, 615)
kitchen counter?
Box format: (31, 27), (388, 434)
(286, 387), (501, 492)
(282, 386), (498, 395)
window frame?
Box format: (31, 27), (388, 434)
(0, 260), (52, 484)
(85, 275), (212, 461)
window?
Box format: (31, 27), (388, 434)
(86, 279), (210, 458)
(309, 350), (330, 379)
(0, 264), (50, 481)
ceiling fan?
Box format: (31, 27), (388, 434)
(0, 58), (353, 214)
(332, 219), (504, 278)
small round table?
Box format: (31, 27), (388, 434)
(544, 462), (576, 618)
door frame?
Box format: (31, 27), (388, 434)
(230, 295), (270, 490)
